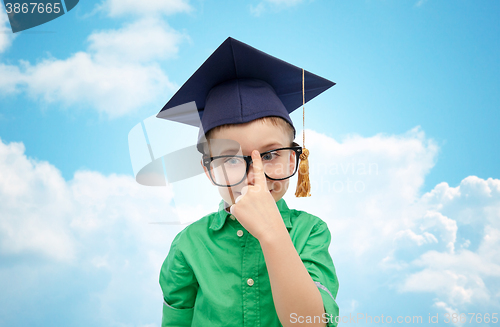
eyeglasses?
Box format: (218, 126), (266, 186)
(202, 145), (303, 187)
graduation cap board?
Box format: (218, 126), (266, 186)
(130, 37), (335, 197)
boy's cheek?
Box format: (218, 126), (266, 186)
(269, 180), (289, 201)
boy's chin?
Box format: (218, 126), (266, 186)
(270, 189), (287, 202)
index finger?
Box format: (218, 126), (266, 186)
(251, 150), (266, 186)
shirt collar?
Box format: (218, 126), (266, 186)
(210, 197), (292, 231)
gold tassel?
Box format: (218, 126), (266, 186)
(295, 68), (311, 197)
(295, 147), (311, 197)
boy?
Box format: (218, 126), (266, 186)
(158, 37), (339, 326)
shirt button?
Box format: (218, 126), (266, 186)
(237, 230), (244, 237)
(247, 278), (254, 287)
(230, 215), (235, 220)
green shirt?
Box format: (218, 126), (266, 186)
(159, 198), (339, 327)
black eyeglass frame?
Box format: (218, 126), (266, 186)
(202, 144), (303, 187)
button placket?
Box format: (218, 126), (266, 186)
(241, 235), (260, 325)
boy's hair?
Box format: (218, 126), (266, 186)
(203, 116), (295, 155)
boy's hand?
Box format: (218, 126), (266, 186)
(230, 150), (287, 242)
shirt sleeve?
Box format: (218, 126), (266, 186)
(299, 220), (340, 327)
(159, 231), (199, 327)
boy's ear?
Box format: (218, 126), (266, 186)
(201, 159), (215, 186)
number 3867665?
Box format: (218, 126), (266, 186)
(5, 3), (62, 14)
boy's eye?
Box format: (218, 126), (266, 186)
(225, 157), (243, 165)
(262, 151), (279, 161)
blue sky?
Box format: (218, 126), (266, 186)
(1, 1), (499, 326)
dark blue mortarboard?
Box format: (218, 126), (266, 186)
(156, 37), (335, 144)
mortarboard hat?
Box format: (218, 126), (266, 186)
(157, 37), (335, 197)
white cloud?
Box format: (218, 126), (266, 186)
(17, 53), (172, 118)
(0, 19), (183, 118)
(433, 301), (464, 327)
(0, 9), (15, 53)
(281, 127), (500, 315)
(0, 63), (23, 93)
(394, 229), (438, 246)
(284, 127), (438, 257)
(103, 0), (192, 17)
(395, 177), (500, 309)
(0, 140), (75, 261)
(0, 137), (178, 261)
(0, 137), (182, 325)
(420, 211), (458, 253)
(88, 19), (186, 63)
(250, 0), (304, 16)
